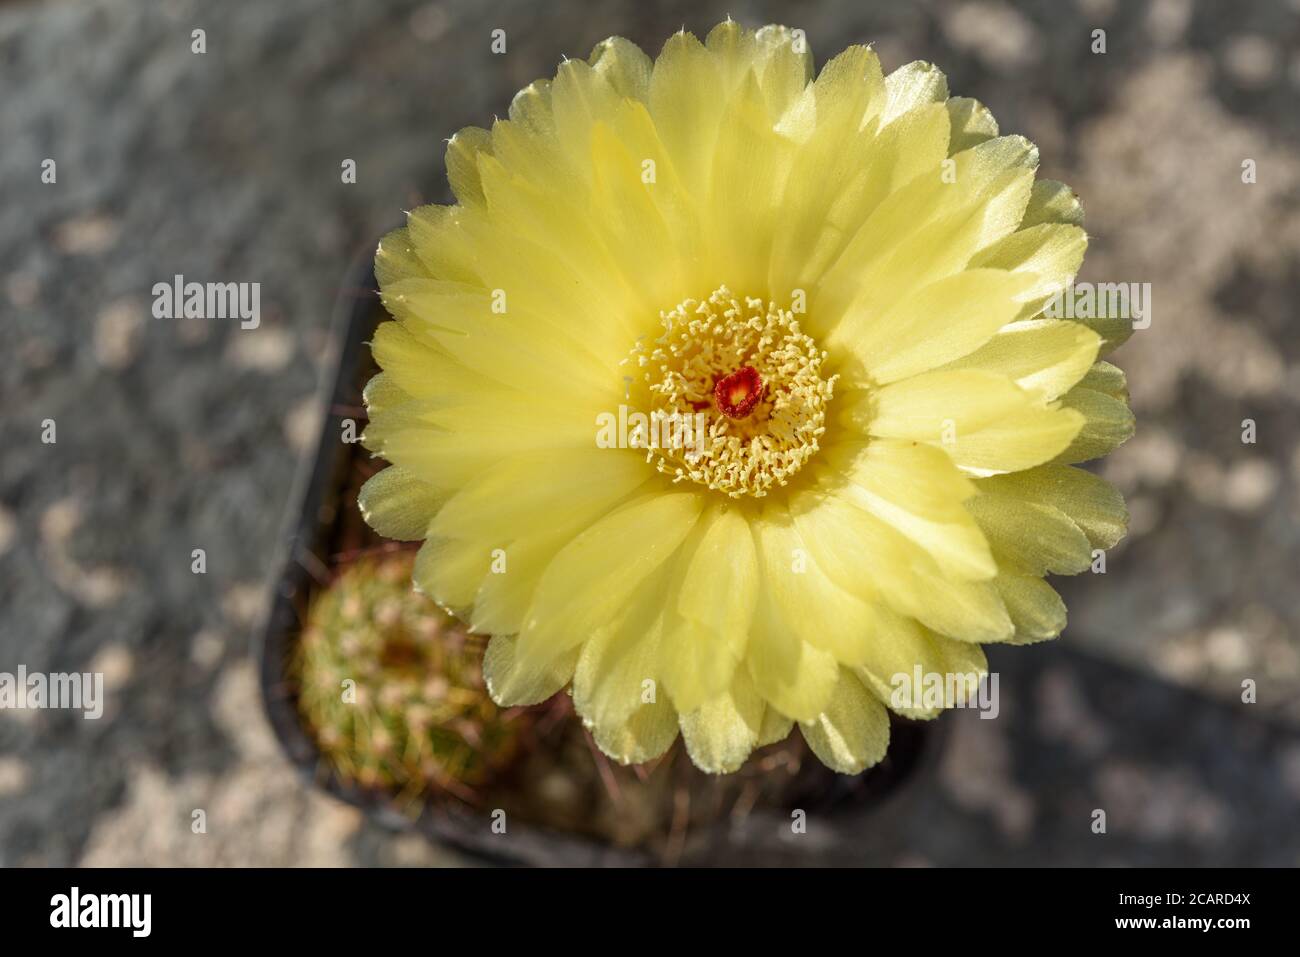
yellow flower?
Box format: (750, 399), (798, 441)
(358, 21), (1133, 774)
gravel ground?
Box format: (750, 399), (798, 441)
(2, 0), (1298, 866)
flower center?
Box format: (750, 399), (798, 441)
(714, 366), (764, 419)
(622, 285), (837, 499)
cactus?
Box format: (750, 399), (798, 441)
(293, 551), (523, 801)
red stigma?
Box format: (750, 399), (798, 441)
(714, 366), (763, 420)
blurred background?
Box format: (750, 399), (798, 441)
(1, 0), (1298, 865)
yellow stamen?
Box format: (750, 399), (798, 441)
(622, 285), (837, 498)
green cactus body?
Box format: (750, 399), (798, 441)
(293, 552), (523, 801)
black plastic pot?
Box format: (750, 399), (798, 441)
(255, 251), (947, 866)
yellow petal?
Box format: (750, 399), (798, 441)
(882, 60), (948, 124)
(448, 456), (651, 635)
(380, 276), (613, 398)
(970, 223), (1088, 321)
(589, 35), (652, 101)
(994, 574), (1067, 644)
(1054, 386), (1136, 464)
(812, 102), (953, 285)
(767, 45), (886, 292)
(788, 491), (1013, 643)
(707, 69), (795, 293)
(757, 705), (795, 747)
(370, 319), (485, 400)
(404, 205), (484, 285)
(977, 464), (1128, 550)
(470, 531), (579, 636)
(826, 165), (1035, 334)
(411, 535), (489, 617)
(357, 466), (442, 541)
(864, 368), (1085, 473)
(1075, 313), (1135, 357)
(649, 30), (725, 202)
(751, 24), (815, 121)
(507, 78), (554, 133)
(660, 506), (758, 712)
(588, 120), (685, 306)
(937, 318), (1100, 401)
(431, 450), (647, 542)
(361, 371), (406, 416)
(703, 20), (759, 85)
(483, 635), (576, 706)
(549, 58), (624, 169)
(825, 133), (1036, 295)
(826, 439), (995, 581)
(679, 670), (766, 774)
(403, 202), (636, 358)
(850, 611), (990, 718)
(517, 491), (704, 662)
(954, 407), (1087, 474)
(799, 669), (890, 774)
(364, 395), (609, 494)
(1021, 178), (1084, 228)
(753, 502), (877, 665)
(965, 488), (1094, 576)
(834, 270), (1035, 385)
(572, 567), (669, 731)
(476, 154), (642, 325)
(446, 127), (493, 208)
(745, 584), (841, 723)
(1079, 360), (1128, 399)
(945, 96), (998, 153)
(374, 227), (430, 289)
(591, 694), (679, 765)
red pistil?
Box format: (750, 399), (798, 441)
(714, 366), (763, 420)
